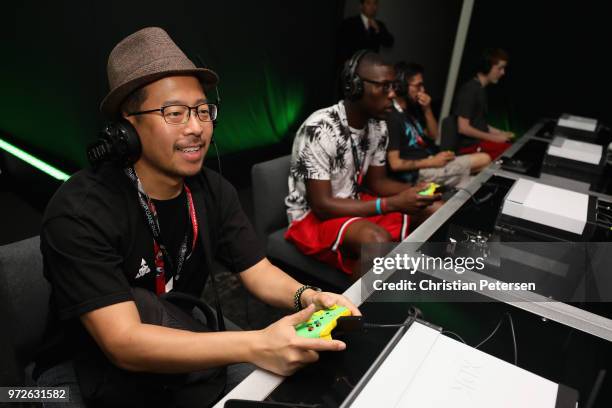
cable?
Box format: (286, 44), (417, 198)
(475, 313), (518, 365)
(475, 317), (504, 349)
(507, 313), (518, 365)
(455, 186), (475, 201)
(455, 181), (499, 207)
(335, 316), (415, 333)
(442, 330), (467, 344)
(212, 139), (223, 176)
(364, 323), (411, 329)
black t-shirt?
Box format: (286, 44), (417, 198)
(453, 78), (489, 146)
(387, 106), (438, 182)
(34, 163), (265, 375)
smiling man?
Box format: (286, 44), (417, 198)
(33, 27), (359, 408)
(285, 50), (441, 277)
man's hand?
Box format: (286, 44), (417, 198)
(416, 91), (432, 109)
(301, 290), (362, 317)
(252, 305), (346, 376)
(427, 151), (455, 168)
(386, 182), (442, 213)
(489, 132), (512, 143)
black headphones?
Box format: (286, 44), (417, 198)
(87, 119), (142, 168)
(342, 49), (370, 101)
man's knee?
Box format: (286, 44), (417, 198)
(471, 152), (492, 171)
(360, 225), (392, 244)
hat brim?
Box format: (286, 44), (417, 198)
(99, 68), (219, 118)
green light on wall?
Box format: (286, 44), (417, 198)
(0, 138), (70, 181)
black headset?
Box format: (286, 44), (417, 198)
(342, 49), (370, 101)
(87, 119), (142, 168)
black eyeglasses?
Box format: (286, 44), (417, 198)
(361, 78), (400, 94)
(127, 103), (218, 125)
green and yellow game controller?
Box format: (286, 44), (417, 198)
(418, 182), (441, 196)
(295, 305), (351, 340)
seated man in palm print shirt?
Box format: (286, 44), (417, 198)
(285, 51), (442, 277)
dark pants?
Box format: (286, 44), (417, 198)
(37, 359), (256, 408)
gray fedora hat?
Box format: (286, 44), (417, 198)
(100, 27), (219, 118)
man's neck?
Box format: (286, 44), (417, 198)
(134, 160), (184, 200)
(344, 99), (368, 130)
(476, 73), (489, 87)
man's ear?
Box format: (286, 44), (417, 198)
(122, 112), (137, 127)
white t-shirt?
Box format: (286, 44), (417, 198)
(285, 100), (389, 222)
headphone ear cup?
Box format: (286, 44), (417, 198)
(351, 76), (363, 100)
(343, 49), (368, 100)
(342, 62), (355, 99)
(115, 119), (142, 166)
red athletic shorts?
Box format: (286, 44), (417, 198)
(458, 140), (510, 160)
(284, 194), (410, 275)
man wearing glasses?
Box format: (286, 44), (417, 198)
(285, 51), (442, 277)
(386, 62), (491, 187)
(34, 27), (359, 407)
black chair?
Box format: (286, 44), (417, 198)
(251, 155), (351, 291)
(0, 236), (235, 383)
(0, 236), (50, 385)
(440, 115), (460, 152)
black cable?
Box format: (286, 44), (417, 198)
(441, 330), (467, 344)
(507, 313), (518, 365)
(455, 181), (499, 207)
(363, 323), (411, 329)
(455, 187), (477, 204)
(212, 139), (223, 177)
(475, 313), (518, 365)
(475, 317), (504, 349)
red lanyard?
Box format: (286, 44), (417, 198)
(125, 167), (199, 294)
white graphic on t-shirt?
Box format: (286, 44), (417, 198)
(285, 100), (389, 222)
(135, 258), (151, 279)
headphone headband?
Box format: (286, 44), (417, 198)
(342, 49), (370, 100)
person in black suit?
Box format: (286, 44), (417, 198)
(337, 0), (395, 67)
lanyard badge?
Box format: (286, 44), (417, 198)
(125, 167), (199, 294)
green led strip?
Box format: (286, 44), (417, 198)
(0, 138), (70, 181)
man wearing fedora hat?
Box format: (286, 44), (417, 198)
(34, 27), (359, 407)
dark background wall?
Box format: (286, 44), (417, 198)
(457, 1), (612, 135)
(343, 0), (463, 113)
(2, 1), (611, 173)
(1, 0), (345, 170)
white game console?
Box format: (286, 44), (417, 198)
(501, 179), (589, 235)
(345, 322), (575, 408)
(547, 136), (603, 165)
(557, 113), (598, 133)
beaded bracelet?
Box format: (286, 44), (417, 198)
(293, 285), (321, 312)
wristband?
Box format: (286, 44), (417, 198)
(294, 285), (321, 312)
(381, 198), (388, 214)
(375, 198), (382, 215)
